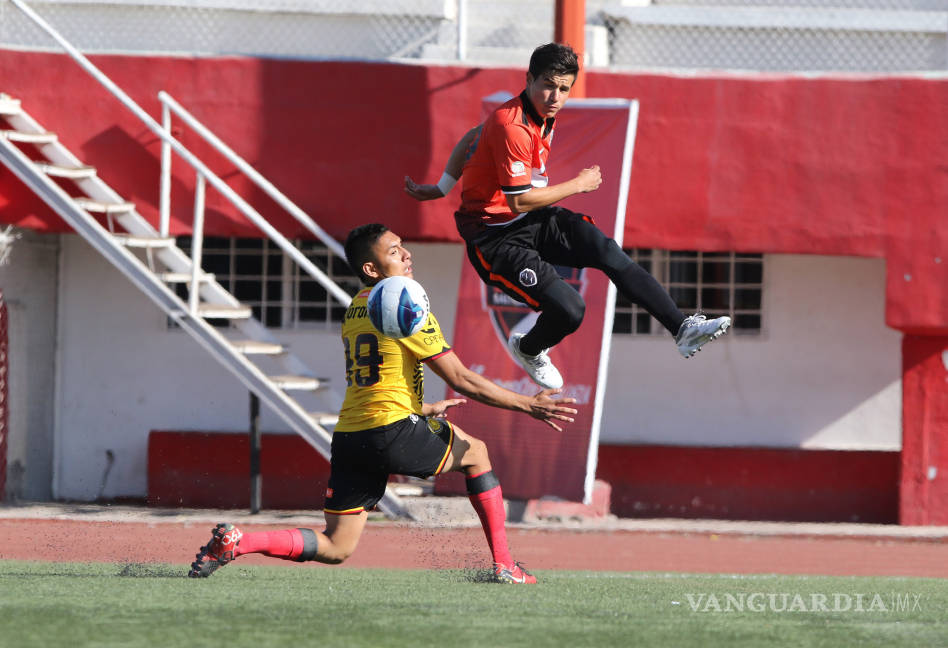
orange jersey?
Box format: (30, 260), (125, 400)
(334, 287), (451, 432)
(456, 91), (555, 238)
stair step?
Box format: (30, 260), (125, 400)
(36, 162), (96, 179)
(112, 233), (176, 248)
(158, 272), (216, 284)
(74, 197), (136, 214)
(1, 130), (57, 144)
(309, 411), (339, 426)
(196, 304), (253, 319)
(231, 340), (286, 355)
(0, 95), (21, 116)
(270, 375), (324, 391)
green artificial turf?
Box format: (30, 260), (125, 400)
(0, 561), (945, 648)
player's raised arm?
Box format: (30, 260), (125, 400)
(404, 125), (482, 201)
(425, 350), (577, 431)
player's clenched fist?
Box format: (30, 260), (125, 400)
(576, 165), (602, 193)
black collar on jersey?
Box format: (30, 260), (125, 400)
(519, 90), (555, 138)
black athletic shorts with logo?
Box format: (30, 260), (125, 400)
(323, 414), (455, 515)
(461, 205), (598, 311)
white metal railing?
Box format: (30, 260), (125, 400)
(8, 0), (352, 312)
(157, 91), (346, 261)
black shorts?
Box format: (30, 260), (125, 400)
(462, 206), (598, 310)
(323, 415), (455, 514)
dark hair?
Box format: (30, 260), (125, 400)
(344, 223), (389, 285)
(528, 42), (580, 80)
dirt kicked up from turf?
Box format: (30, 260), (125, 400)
(1, 504), (947, 578)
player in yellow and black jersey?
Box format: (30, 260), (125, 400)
(334, 289), (450, 433)
(188, 223), (578, 584)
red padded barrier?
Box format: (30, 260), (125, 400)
(596, 445), (900, 523)
(147, 431), (330, 509)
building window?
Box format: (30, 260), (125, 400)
(174, 236), (360, 329)
(613, 250), (763, 335)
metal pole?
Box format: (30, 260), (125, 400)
(555, 0), (587, 98)
(249, 392), (261, 515)
(457, 0), (468, 61)
(188, 172), (206, 316)
(159, 102), (171, 238)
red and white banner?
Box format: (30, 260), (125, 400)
(437, 95), (639, 502)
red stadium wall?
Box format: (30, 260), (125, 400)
(2, 50), (946, 521)
(899, 336), (948, 524)
(0, 51), (945, 333)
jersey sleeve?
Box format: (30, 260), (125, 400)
(399, 312), (451, 361)
(490, 122), (534, 195)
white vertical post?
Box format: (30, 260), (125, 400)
(584, 100), (639, 505)
(189, 172), (206, 316)
(457, 0), (467, 61)
(159, 102), (171, 238)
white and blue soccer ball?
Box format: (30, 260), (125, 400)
(367, 276), (430, 339)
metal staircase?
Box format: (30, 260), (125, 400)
(0, 0), (408, 517)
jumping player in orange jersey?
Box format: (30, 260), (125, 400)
(406, 42), (730, 390)
(188, 223), (578, 584)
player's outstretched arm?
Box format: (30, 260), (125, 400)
(426, 350), (577, 431)
(404, 125), (482, 201)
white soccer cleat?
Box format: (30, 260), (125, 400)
(675, 314), (731, 358)
(507, 333), (563, 390)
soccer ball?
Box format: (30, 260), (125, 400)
(367, 275), (430, 339)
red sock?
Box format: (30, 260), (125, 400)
(467, 471), (513, 567)
(234, 528), (318, 562)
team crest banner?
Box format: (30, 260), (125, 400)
(436, 95), (640, 502)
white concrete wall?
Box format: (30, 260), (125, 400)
(43, 237), (902, 500)
(599, 254), (903, 450)
(0, 229), (59, 501)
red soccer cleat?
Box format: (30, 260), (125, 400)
(493, 561), (537, 584)
(188, 523), (243, 578)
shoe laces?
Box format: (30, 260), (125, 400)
(525, 349), (552, 369)
(685, 313), (707, 327)
(677, 313), (707, 340)
(517, 340), (551, 366)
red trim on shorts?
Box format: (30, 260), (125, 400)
(473, 246), (540, 308)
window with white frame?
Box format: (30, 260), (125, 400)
(613, 250), (764, 335)
(174, 236), (360, 329)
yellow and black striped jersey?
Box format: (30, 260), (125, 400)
(334, 287), (451, 432)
